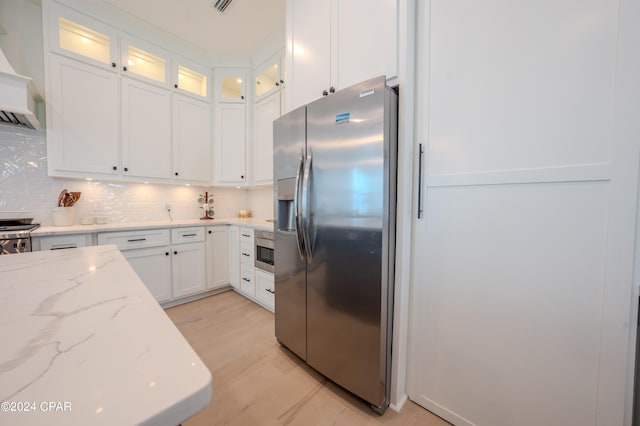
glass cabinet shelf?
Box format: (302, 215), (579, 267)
(221, 76), (244, 101)
(126, 45), (166, 83)
(58, 17), (111, 65)
(178, 66), (207, 97)
(255, 63), (279, 97)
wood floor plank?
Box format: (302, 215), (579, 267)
(166, 290), (450, 426)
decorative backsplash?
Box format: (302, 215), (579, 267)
(0, 128), (269, 225)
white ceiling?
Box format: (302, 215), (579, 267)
(102, 0), (285, 58)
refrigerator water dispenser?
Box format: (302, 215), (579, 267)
(277, 177), (296, 232)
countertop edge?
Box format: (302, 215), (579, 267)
(31, 218), (274, 236)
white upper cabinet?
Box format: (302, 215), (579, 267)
(49, 4), (119, 71)
(214, 68), (248, 184)
(216, 69), (246, 103)
(173, 57), (210, 100)
(121, 78), (172, 179)
(47, 55), (119, 176)
(254, 52), (284, 102)
(172, 94), (212, 183)
(120, 36), (170, 88)
(287, 0), (398, 110)
(253, 92), (280, 185)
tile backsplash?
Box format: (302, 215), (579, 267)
(0, 128), (270, 225)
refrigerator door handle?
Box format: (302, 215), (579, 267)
(302, 147), (314, 263)
(293, 148), (305, 260)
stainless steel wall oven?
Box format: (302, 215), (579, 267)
(255, 230), (274, 273)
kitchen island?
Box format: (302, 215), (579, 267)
(0, 245), (212, 426)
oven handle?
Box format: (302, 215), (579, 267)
(293, 148), (305, 261)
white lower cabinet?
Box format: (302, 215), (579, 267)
(206, 226), (230, 290)
(123, 246), (172, 302)
(255, 269), (275, 311)
(171, 241), (206, 298)
(240, 263), (255, 297)
(229, 226), (240, 289)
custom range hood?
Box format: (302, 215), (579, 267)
(0, 46), (40, 130)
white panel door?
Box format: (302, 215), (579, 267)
(172, 242), (206, 298)
(408, 1), (640, 426)
(121, 77), (171, 179)
(172, 94), (212, 183)
(253, 92), (280, 184)
(48, 55), (119, 175)
(333, 0), (398, 90)
(290, 0), (331, 109)
(124, 246), (172, 303)
(206, 226), (230, 290)
(214, 103), (246, 183)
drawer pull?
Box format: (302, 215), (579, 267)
(266, 288), (275, 294)
(182, 233), (197, 237)
(241, 233), (251, 237)
(127, 238), (147, 243)
(51, 244), (77, 250)
(242, 253), (250, 257)
(242, 277), (251, 282)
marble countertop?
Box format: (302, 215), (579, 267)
(0, 245), (212, 425)
(32, 217), (274, 237)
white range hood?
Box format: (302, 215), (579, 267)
(0, 46), (40, 130)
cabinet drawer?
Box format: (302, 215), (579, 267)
(240, 241), (253, 265)
(255, 270), (275, 309)
(171, 227), (205, 244)
(240, 264), (255, 296)
(239, 227), (254, 243)
(98, 228), (170, 250)
(39, 234), (91, 250)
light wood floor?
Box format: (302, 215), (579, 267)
(166, 290), (450, 426)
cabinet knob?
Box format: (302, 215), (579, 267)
(241, 95), (244, 100)
(124, 167), (128, 172)
(123, 66), (128, 71)
(174, 84), (178, 89)
(280, 79), (284, 84)
(322, 90), (328, 96)
(329, 86), (335, 94)
(275, 82), (280, 86)
(208, 230), (212, 234)
(165, 252), (170, 256)
(111, 62), (116, 68)
(240, 175), (244, 179)
(113, 166), (117, 171)
(174, 250), (178, 255)
(175, 172), (179, 176)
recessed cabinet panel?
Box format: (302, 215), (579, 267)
(125, 45), (166, 83)
(58, 17), (111, 65)
(178, 66), (207, 98)
(124, 247), (172, 303)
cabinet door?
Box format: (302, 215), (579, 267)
(253, 93), (280, 185)
(172, 241), (206, 298)
(214, 103), (246, 183)
(174, 58), (210, 100)
(215, 69), (246, 103)
(124, 246), (172, 303)
(333, 0), (398, 90)
(206, 227), (230, 290)
(255, 269), (275, 311)
(48, 55), (119, 175)
(229, 226), (240, 289)
(255, 53), (283, 101)
(122, 78), (171, 179)
(289, 0), (331, 109)
(120, 36), (169, 88)
(240, 263), (255, 297)
(172, 94), (212, 183)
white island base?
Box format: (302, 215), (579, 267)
(0, 245), (212, 426)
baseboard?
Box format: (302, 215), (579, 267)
(389, 393), (408, 413)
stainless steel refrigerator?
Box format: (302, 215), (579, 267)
(273, 76), (397, 413)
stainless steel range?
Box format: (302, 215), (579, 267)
(0, 218), (40, 254)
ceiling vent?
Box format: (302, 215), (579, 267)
(214, 0), (233, 13)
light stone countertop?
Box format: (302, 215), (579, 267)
(0, 245), (212, 425)
(31, 217), (274, 237)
